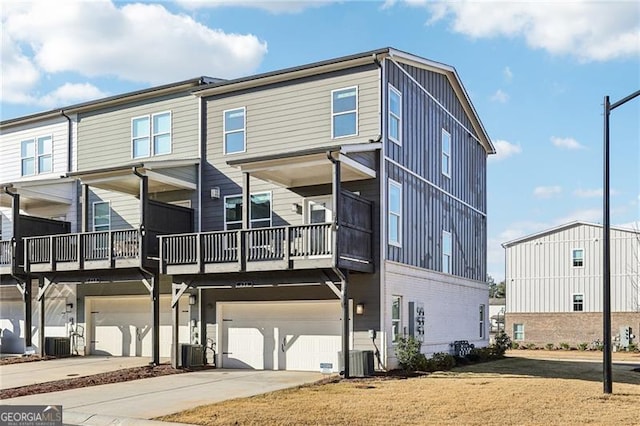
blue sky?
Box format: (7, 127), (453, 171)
(2, 0), (639, 281)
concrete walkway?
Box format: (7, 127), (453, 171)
(0, 357), (325, 425)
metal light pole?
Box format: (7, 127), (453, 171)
(602, 89), (640, 394)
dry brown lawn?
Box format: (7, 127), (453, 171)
(158, 351), (640, 426)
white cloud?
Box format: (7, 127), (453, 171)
(1, 1), (267, 108)
(490, 89), (509, 103)
(533, 186), (562, 198)
(177, 0), (337, 14)
(411, 1), (640, 62)
(489, 139), (521, 162)
(38, 83), (109, 108)
(551, 136), (585, 150)
(503, 66), (513, 82)
(573, 188), (620, 198)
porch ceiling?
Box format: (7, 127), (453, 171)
(1, 179), (74, 209)
(228, 144), (379, 188)
(73, 160), (198, 195)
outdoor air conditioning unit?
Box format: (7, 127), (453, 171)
(44, 337), (71, 357)
(181, 344), (205, 368)
(338, 350), (374, 377)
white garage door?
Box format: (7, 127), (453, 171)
(219, 301), (347, 372)
(88, 295), (189, 358)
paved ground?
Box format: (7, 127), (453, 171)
(0, 356), (325, 425)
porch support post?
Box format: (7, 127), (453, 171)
(340, 271), (349, 379)
(151, 273), (160, 366)
(330, 154), (341, 266)
(171, 282), (189, 368)
(37, 276), (52, 356)
(242, 172), (250, 229)
(139, 174), (149, 264)
(23, 279), (32, 349)
(81, 184), (89, 233)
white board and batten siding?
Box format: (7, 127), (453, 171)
(505, 223), (640, 313)
(384, 261), (489, 368)
(77, 93), (200, 171)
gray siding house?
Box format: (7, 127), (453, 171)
(161, 48), (494, 371)
(503, 221), (640, 347)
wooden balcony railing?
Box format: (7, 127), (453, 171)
(24, 229), (141, 272)
(0, 240), (13, 272)
(160, 222), (372, 274)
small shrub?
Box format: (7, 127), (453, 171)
(577, 342), (588, 351)
(395, 336), (425, 372)
(425, 352), (456, 372)
(545, 343), (555, 351)
(560, 342), (570, 350)
(526, 343), (537, 350)
(467, 347), (492, 362)
(510, 341), (520, 350)
(628, 343), (638, 353)
(493, 331), (512, 356)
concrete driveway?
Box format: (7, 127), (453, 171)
(0, 357), (325, 425)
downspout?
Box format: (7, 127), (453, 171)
(60, 110), (72, 173)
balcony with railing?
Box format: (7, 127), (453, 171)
(24, 229), (142, 273)
(161, 221), (373, 275)
(0, 240), (13, 276)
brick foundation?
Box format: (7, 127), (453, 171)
(505, 312), (640, 347)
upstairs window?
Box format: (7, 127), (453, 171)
(442, 230), (452, 274)
(21, 136), (52, 176)
(388, 180), (402, 247)
(93, 201), (111, 232)
(224, 192), (272, 230)
(132, 112), (171, 158)
(388, 84), (401, 144)
(441, 129), (451, 177)
(572, 248), (584, 267)
(573, 294), (584, 312)
(224, 107), (246, 154)
(332, 87), (357, 138)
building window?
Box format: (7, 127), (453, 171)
(442, 230), (452, 274)
(392, 295), (402, 343)
(332, 86), (357, 138)
(572, 248), (584, 267)
(224, 192), (272, 230)
(21, 136), (52, 176)
(479, 304), (485, 338)
(388, 84), (401, 144)
(513, 323), (524, 341)
(573, 294), (584, 312)
(224, 107), (246, 154)
(93, 201), (110, 232)
(441, 129), (451, 177)
(388, 179), (402, 247)
(132, 112), (171, 158)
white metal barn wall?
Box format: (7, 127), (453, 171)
(384, 261), (489, 368)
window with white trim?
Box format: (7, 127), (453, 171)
(224, 192), (272, 230)
(388, 84), (401, 144)
(392, 295), (402, 343)
(572, 248), (584, 267)
(332, 87), (357, 138)
(388, 180), (402, 247)
(21, 136), (52, 176)
(441, 128), (451, 177)
(224, 107), (246, 154)
(93, 201), (111, 232)
(572, 294), (584, 312)
(442, 230), (452, 274)
(513, 323), (524, 341)
(479, 304), (485, 338)
(132, 112), (171, 158)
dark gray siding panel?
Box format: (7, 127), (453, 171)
(384, 60), (487, 282)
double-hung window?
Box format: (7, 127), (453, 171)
(391, 295), (402, 343)
(132, 112), (171, 158)
(21, 136), (52, 176)
(479, 304), (486, 338)
(332, 87), (357, 138)
(388, 84), (401, 144)
(388, 180), (402, 247)
(572, 248), (584, 267)
(224, 107), (246, 154)
(572, 294), (584, 312)
(224, 192), (272, 229)
(513, 323), (524, 341)
(93, 201), (111, 232)
(441, 129), (451, 177)
(442, 230), (452, 274)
